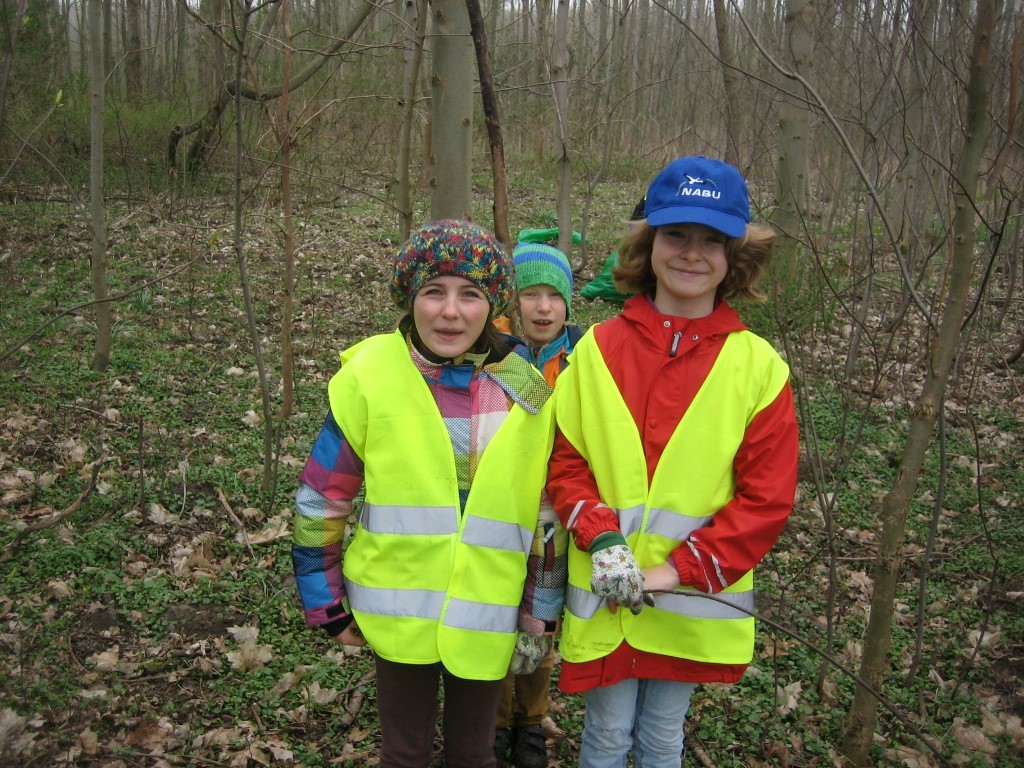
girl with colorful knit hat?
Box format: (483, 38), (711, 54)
(292, 220), (563, 768)
(547, 157), (799, 767)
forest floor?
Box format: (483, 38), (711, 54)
(1, 180), (1023, 768)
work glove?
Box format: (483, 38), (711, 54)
(510, 633), (552, 675)
(590, 538), (646, 615)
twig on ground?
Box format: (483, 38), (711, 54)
(688, 738), (716, 768)
(339, 669), (376, 730)
(1, 452), (105, 562)
(218, 486), (255, 558)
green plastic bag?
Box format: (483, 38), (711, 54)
(581, 251), (631, 303)
(516, 227), (583, 245)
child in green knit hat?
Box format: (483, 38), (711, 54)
(506, 242), (582, 386)
(494, 241), (579, 768)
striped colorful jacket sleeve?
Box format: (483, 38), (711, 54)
(291, 410), (365, 630)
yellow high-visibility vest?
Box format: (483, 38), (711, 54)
(555, 328), (789, 665)
(330, 331), (554, 680)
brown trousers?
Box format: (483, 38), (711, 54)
(374, 654), (504, 768)
(495, 648), (556, 728)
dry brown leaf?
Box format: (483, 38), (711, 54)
(45, 580), (72, 599)
(884, 744), (936, 767)
(951, 716), (998, 755)
(248, 516), (289, 545)
(149, 503), (179, 526)
(0, 709), (27, 755)
(775, 680), (802, 715)
(760, 634), (797, 658)
(225, 626), (273, 671)
(125, 719), (170, 751)
(88, 646), (120, 672)
(304, 681), (339, 706)
(77, 727), (99, 756)
(266, 737), (295, 763)
(541, 715), (563, 739)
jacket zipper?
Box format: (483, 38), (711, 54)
(669, 331), (682, 357)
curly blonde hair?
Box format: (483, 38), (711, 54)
(612, 221), (775, 302)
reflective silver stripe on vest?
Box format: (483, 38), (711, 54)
(617, 505), (647, 538)
(617, 505), (713, 541)
(565, 583), (754, 621)
(461, 515), (532, 553)
(655, 590), (754, 620)
(346, 581), (445, 618)
(565, 583), (604, 619)
(359, 503), (458, 535)
(443, 598), (517, 633)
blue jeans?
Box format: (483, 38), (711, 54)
(579, 679), (697, 768)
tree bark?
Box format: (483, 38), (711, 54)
(712, 0), (741, 168)
(551, 0), (571, 256)
(125, 0), (144, 99)
(277, 0), (294, 427)
(89, 0), (111, 371)
(227, 0), (274, 494)
(429, 0), (473, 220)
(102, 0), (114, 92)
(0, 0), (30, 143)
(771, 0), (814, 284)
(396, 0), (428, 242)
(840, 1), (997, 763)
(466, 0), (510, 244)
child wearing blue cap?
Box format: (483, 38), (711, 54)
(546, 157), (800, 767)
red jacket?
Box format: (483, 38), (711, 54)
(547, 294), (799, 692)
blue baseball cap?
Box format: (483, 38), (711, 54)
(643, 156), (751, 238)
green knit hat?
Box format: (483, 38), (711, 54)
(511, 243), (574, 319)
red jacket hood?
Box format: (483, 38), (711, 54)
(613, 292), (748, 349)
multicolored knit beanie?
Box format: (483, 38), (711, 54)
(511, 243), (574, 319)
(390, 220), (514, 314)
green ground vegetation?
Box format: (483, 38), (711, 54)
(1, 172), (1021, 768)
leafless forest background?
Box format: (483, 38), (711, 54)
(1, 1), (1022, 767)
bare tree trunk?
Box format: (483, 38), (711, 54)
(102, 0), (114, 94)
(277, 0), (294, 427)
(429, 0), (473, 220)
(0, 0), (30, 143)
(575, 0), (628, 270)
(771, 0), (814, 283)
(396, 0), (428, 242)
(89, 0), (111, 371)
(467, 0), (510, 244)
(228, 0), (274, 493)
(551, 0), (571, 256)
(51, 0), (69, 84)
(712, 0), (741, 168)
(535, 0), (551, 80)
(125, 0), (143, 100)
(840, 1), (997, 763)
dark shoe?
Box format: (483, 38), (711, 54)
(494, 726), (513, 767)
(510, 724), (547, 768)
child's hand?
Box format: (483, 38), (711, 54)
(333, 621), (367, 648)
(642, 562), (681, 594)
(590, 543), (646, 615)
(510, 633), (553, 675)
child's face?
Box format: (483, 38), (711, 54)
(650, 224), (728, 318)
(517, 284), (567, 347)
(413, 276), (491, 358)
